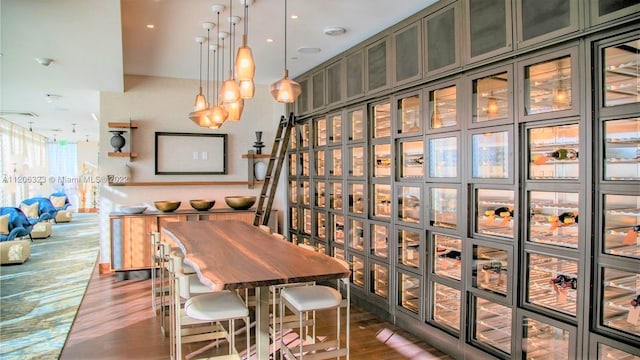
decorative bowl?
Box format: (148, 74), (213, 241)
(154, 200), (181, 212)
(119, 205), (147, 214)
(190, 199), (215, 211)
(224, 196), (256, 210)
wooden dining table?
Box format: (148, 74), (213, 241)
(161, 220), (351, 360)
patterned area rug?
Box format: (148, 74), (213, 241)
(0, 213), (99, 359)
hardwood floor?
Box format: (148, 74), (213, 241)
(61, 266), (452, 359)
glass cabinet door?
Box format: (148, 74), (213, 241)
(601, 267), (640, 338)
(329, 148), (342, 177)
(524, 55), (573, 115)
(348, 107), (365, 142)
(471, 129), (510, 179)
(603, 38), (640, 108)
(397, 93), (421, 134)
(467, 0), (512, 62)
(301, 180), (310, 206)
(348, 182), (365, 216)
(429, 186), (458, 230)
(527, 252), (578, 316)
(398, 227), (421, 269)
(399, 139), (424, 179)
(290, 207), (298, 232)
(473, 71), (510, 124)
(315, 117), (327, 147)
(348, 145), (365, 178)
(300, 122), (310, 148)
(315, 212), (327, 241)
(428, 134), (459, 179)
(371, 222), (389, 259)
(476, 188), (515, 239)
(289, 153), (297, 177)
(329, 113), (343, 144)
(398, 185), (421, 224)
(521, 316), (571, 359)
(373, 144), (392, 178)
(330, 182), (343, 210)
(289, 180), (298, 204)
(314, 181), (326, 208)
(300, 152), (309, 177)
(315, 150), (326, 177)
(370, 262), (389, 299)
(332, 213), (345, 245)
(528, 190), (580, 248)
(432, 282), (461, 333)
(373, 184), (391, 218)
(351, 254), (365, 289)
(603, 194), (639, 259)
(596, 342), (640, 360)
(603, 118), (639, 181)
(430, 85), (458, 130)
(348, 218), (365, 251)
(434, 233), (462, 281)
(529, 123), (580, 180)
(398, 271), (421, 314)
(472, 296), (512, 355)
(302, 208), (312, 235)
(473, 245), (509, 296)
(373, 101), (391, 138)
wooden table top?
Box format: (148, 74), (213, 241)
(162, 220), (351, 290)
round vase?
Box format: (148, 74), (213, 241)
(109, 131), (126, 152)
(254, 161), (267, 181)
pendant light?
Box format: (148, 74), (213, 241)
(226, 16), (244, 121)
(189, 22), (216, 127)
(208, 6), (228, 129)
(193, 36), (208, 112)
(270, 0), (301, 103)
(219, 0), (241, 104)
(235, 0), (255, 100)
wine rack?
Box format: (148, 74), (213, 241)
(472, 71), (509, 123)
(329, 113), (343, 144)
(289, 153), (297, 176)
(476, 188), (515, 239)
(397, 93), (421, 134)
(332, 213), (345, 245)
(290, 207), (298, 232)
(373, 144), (392, 178)
(603, 194), (639, 259)
(432, 282), (461, 332)
(302, 208), (312, 235)
(301, 180), (310, 206)
(315, 149), (326, 176)
(315, 181), (326, 208)
(473, 297), (512, 355)
(371, 262), (389, 299)
(521, 316), (571, 359)
(430, 186), (458, 230)
(399, 139), (424, 179)
(434, 233), (462, 281)
(398, 228), (421, 269)
(371, 222), (389, 259)
(527, 253), (578, 316)
(348, 182), (365, 215)
(528, 123), (580, 180)
(315, 117), (327, 147)
(429, 85), (457, 130)
(290, 180), (298, 203)
(347, 107), (365, 142)
(603, 39), (640, 108)
(300, 152), (309, 176)
(351, 254), (365, 289)
(428, 134), (458, 178)
(473, 245), (508, 296)
(348, 218), (365, 251)
(528, 190), (580, 249)
(603, 118), (639, 181)
(597, 343), (640, 360)
(373, 102), (392, 138)
(315, 212), (327, 240)
(373, 184), (392, 218)
(330, 182), (343, 210)
(399, 272), (420, 314)
(601, 267), (640, 337)
(397, 185), (421, 224)
(330, 148), (342, 177)
(348, 145), (365, 177)
(524, 55), (573, 115)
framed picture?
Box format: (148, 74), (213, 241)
(155, 132), (227, 175)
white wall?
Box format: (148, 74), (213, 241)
(97, 75), (287, 266)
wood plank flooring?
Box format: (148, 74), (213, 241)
(61, 266), (452, 359)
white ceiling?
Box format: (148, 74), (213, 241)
(1, 0), (436, 143)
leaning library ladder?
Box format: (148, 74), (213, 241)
(253, 112), (296, 227)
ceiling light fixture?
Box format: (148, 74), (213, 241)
(72, 123), (76, 133)
(189, 22), (217, 127)
(208, 6), (229, 129)
(193, 36), (208, 112)
(236, 0), (255, 99)
(220, 0), (241, 105)
(270, 0), (301, 103)
(28, 122), (33, 132)
(324, 26), (346, 36)
(35, 57), (54, 66)
(297, 46), (321, 54)
(226, 17), (244, 121)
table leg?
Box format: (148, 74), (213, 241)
(256, 286), (270, 360)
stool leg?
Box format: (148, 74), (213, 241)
(279, 300), (284, 360)
(230, 319), (235, 356)
(299, 311), (304, 359)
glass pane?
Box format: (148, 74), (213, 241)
(604, 118), (640, 180)
(430, 85), (457, 129)
(474, 296), (512, 354)
(330, 114), (342, 143)
(433, 282), (460, 331)
(374, 144), (392, 177)
(399, 272), (420, 314)
(346, 51), (363, 98)
(373, 102), (391, 138)
(327, 63), (342, 104)
(289, 180), (297, 203)
(522, 0), (570, 41)
(300, 123), (310, 148)
(398, 94), (421, 134)
(472, 130), (509, 179)
(349, 108), (365, 141)
(301, 181), (310, 206)
(315, 181), (326, 208)
(529, 191), (580, 248)
(330, 182), (342, 210)
(598, 343), (640, 360)
(434, 234), (462, 281)
(330, 148), (342, 177)
(473, 245), (508, 296)
(529, 124), (579, 180)
(351, 254), (365, 288)
(303, 208), (311, 234)
(333, 246), (345, 261)
(476, 188), (515, 239)
(289, 128), (297, 149)
(604, 39), (639, 107)
(300, 152), (309, 177)
(290, 207), (298, 231)
(316, 212), (327, 240)
(348, 183), (365, 215)
(289, 153), (297, 176)
(427, 6), (456, 72)
(429, 136), (458, 178)
(430, 187), (458, 230)
(297, 79), (309, 114)
(473, 72), (509, 123)
(349, 146), (365, 177)
(603, 194), (639, 259)
(371, 223), (389, 258)
(469, 0), (507, 58)
(598, 0), (639, 16)
(367, 41), (387, 91)
(400, 140), (424, 179)
(527, 253), (578, 316)
(312, 71), (324, 109)
(315, 117), (327, 147)
(371, 263), (389, 299)
(398, 228), (421, 269)
(398, 185), (421, 224)
(373, 184), (391, 218)
(522, 317), (570, 359)
(395, 25), (419, 82)
(333, 214), (344, 244)
(315, 150), (325, 177)
(602, 267), (640, 337)
(525, 56), (573, 115)
(349, 219), (365, 251)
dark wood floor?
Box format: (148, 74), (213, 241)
(61, 265), (452, 359)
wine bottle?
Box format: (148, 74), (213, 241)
(549, 274), (577, 289)
(631, 294), (640, 307)
(439, 250), (461, 260)
(484, 206), (513, 226)
(533, 148), (579, 165)
(548, 211), (578, 230)
(624, 224), (640, 245)
(482, 261), (505, 273)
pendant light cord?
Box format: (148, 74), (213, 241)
(215, 11), (221, 105)
(206, 28), (210, 102)
(228, 0), (233, 78)
(284, 0), (288, 72)
(198, 39), (203, 91)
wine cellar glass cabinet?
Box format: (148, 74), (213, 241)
(287, 3), (639, 359)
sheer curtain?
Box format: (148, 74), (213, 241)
(0, 119), (48, 206)
(47, 141), (78, 205)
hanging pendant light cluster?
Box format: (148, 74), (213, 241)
(270, 0), (301, 103)
(209, 5), (228, 129)
(189, 22), (216, 128)
(236, 0), (255, 99)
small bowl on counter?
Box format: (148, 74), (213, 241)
(224, 196), (256, 210)
(118, 205), (147, 214)
(154, 200), (181, 212)
(190, 199), (215, 211)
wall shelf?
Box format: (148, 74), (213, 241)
(243, 151), (270, 189)
(108, 121), (138, 159)
(108, 121), (139, 128)
(108, 152), (138, 158)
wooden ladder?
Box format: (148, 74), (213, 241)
(253, 112), (296, 227)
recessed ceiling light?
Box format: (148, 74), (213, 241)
(290, 14), (298, 19)
(266, 38), (274, 43)
(146, 24), (155, 29)
(297, 47), (321, 54)
(324, 26), (346, 36)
